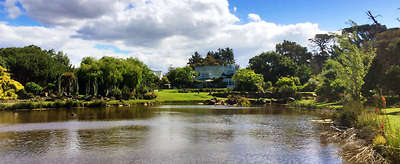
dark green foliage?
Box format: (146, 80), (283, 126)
(249, 40), (313, 84)
(334, 102), (363, 127)
(121, 86), (132, 100)
(248, 51), (297, 83)
(46, 83), (57, 94)
(296, 64), (313, 84)
(110, 88), (122, 99)
(315, 60), (345, 102)
(166, 66), (197, 89)
(16, 90), (34, 99)
(335, 110), (357, 127)
(0, 45), (72, 86)
(187, 52), (204, 67)
(302, 76), (319, 92)
(363, 29), (400, 98)
(384, 65), (400, 96)
(25, 82), (43, 95)
(187, 48), (235, 67)
(276, 40), (312, 65)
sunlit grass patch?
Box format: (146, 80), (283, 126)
(156, 89), (213, 103)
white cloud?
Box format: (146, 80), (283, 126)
(3, 0), (22, 19)
(233, 6), (237, 12)
(1, 0), (327, 72)
(248, 13), (262, 22)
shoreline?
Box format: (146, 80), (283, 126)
(1, 99), (398, 163)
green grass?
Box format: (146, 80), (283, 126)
(290, 99), (343, 110)
(0, 89), (219, 110)
(382, 108), (400, 115)
(358, 109), (400, 159)
(155, 89), (214, 103)
(382, 108), (400, 136)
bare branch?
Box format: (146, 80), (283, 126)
(366, 10), (380, 25)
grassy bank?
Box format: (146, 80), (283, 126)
(0, 89), (217, 110)
(0, 100), (108, 110)
(356, 107), (400, 162)
(290, 99), (343, 110)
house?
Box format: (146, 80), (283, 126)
(194, 64), (237, 88)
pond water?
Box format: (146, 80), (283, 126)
(0, 105), (343, 164)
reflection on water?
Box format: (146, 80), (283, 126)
(0, 105), (342, 164)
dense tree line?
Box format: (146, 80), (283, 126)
(76, 57), (159, 99)
(0, 45), (72, 86)
(165, 66), (197, 89)
(248, 41), (313, 84)
(188, 48), (235, 67)
(0, 18), (399, 102)
(0, 46), (159, 100)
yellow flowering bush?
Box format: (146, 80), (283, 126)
(0, 66), (24, 100)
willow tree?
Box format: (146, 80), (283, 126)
(329, 34), (376, 102)
(58, 72), (79, 97)
(77, 57), (102, 97)
(0, 66), (24, 100)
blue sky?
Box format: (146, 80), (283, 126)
(1, 0), (399, 30)
(0, 0), (399, 71)
(229, 0), (400, 30)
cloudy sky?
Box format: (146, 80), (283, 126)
(0, 0), (399, 72)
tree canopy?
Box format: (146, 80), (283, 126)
(232, 69), (264, 92)
(76, 56), (158, 98)
(248, 50), (312, 84)
(188, 48), (235, 67)
(276, 40), (312, 65)
(166, 66), (197, 89)
(0, 45), (72, 86)
(328, 34), (376, 102)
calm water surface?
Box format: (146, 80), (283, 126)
(0, 105), (343, 164)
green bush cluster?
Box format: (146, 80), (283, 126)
(274, 76), (299, 99)
(25, 82), (43, 95)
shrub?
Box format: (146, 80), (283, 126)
(47, 83), (57, 93)
(25, 82), (43, 95)
(302, 76), (319, 92)
(121, 86), (131, 100)
(226, 95), (250, 106)
(143, 92), (157, 100)
(263, 81), (273, 91)
(373, 135), (387, 147)
(17, 90), (34, 99)
(316, 78), (345, 102)
(274, 77), (298, 98)
(233, 69), (264, 92)
(110, 88), (122, 99)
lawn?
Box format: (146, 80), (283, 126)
(382, 108), (400, 132)
(382, 108), (400, 115)
(155, 89), (214, 103)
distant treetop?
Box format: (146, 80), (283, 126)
(187, 47), (235, 67)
